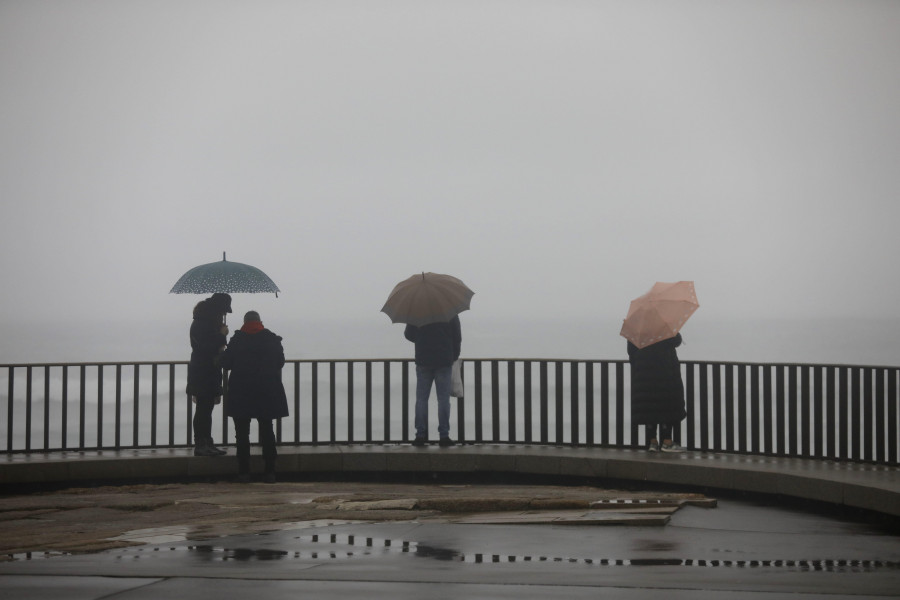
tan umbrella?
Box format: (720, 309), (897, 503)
(381, 272), (474, 326)
(620, 281), (699, 349)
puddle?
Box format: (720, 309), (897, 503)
(58, 531), (898, 573)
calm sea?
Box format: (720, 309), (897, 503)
(2, 315), (899, 367)
(2, 315), (898, 450)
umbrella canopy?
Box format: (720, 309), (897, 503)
(170, 253), (280, 296)
(381, 272), (474, 327)
(620, 281), (699, 349)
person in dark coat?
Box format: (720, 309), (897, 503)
(218, 310), (289, 483)
(627, 333), (687, 453)
(404, 315), (461, 447)
(187, 292), (231, 456)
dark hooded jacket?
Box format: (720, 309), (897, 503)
(218, 322), (289, 420)
(186, 299), (227, 398)
(627, 333), (686, 425)
(404, 316), (462, 367)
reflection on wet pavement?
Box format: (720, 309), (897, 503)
(26, 530), (876, 573)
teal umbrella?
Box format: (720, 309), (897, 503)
(170, 253), (280, 296)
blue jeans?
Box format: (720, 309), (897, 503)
(415, 365), (452, 438)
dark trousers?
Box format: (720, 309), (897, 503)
(645, 423), (673, 441)
(192, 395), (217, 443)
(233, 417), (277, 474)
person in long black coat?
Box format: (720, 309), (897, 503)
(187, 292), (231, 456)
(627, 333), (687, 452)
(218, 310), (288, 483)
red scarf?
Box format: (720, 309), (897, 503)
(240, 321), (265, 334)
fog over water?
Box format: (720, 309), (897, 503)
(3, 315), (899, 367)
(2, 2), (900, 369)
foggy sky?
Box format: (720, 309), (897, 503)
(2, 0), (899, 348)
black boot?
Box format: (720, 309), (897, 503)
(207, 437), (227, 455)
(193, 439), (220, 457)
(263, 458), (276, 484)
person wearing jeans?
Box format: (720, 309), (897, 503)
(405, 316), (461, 447)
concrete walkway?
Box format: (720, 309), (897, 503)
(1, 496), (898, 598)
(2, 444), (898, 517)
(1, 445), (899, 599)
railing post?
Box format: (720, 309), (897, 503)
(599, 361), (609, 447)
(491, 360), (500, 441)
(365, 361), (373, 443)
(615, 361), (624, 446)
(555, 361), (564, 444)
(294, 361), (301, 444)
(570, 362), (579, 445)
(347, 361), (354, 443)
(839, 366), (849, 460)
(474, 361), (483, 442)
(168, 364), (176, 448)
(79, 365), (86, 450)
(539, 361), (549, 443)
(382, 361), (390, 443)
(133, 364), (140, 448)
(62, 365), (69, 450)
(699, 363), (709, 451)
(6, 367), (13, 452)
(749, 364), (759, 454)
(524, 361), (533, 443)
(151, 364), (158, 448)
(888, 368), (898, 464)
(25, 366), (32, 452)
(456, 360), (465, 443)
(762, 365), (772, 455)
(724, 364), (734, 452)
(43, 366), (50, 450)
(507, 361), (516, 443)
(401, 361), (409, 442)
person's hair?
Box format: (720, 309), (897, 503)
(244, 310), (261, 323)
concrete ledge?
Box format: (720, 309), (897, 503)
(1, 444), (898, 518)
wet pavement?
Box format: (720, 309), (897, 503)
(1, 496), (898, 599)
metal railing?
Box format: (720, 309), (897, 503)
(1, 359), (898, 465)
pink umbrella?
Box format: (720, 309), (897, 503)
(620, 281), (699, 349)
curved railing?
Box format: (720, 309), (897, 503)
(1, 359), (897, 465)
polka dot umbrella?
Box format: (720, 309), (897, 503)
(170, 252), (280, 297)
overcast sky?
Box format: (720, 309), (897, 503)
(2, 1), (899, 357)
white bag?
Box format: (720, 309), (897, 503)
(451, 359), (464, 398)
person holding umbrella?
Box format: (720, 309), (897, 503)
(187, 292), (232, 457)
(382, 272), (472, 447)
(620, 281), (697, 453)
(218, 310), (289, 483)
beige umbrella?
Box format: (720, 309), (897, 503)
(381, 272), (474, 327)
(620, 281), (699, 349)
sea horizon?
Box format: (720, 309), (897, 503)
(2, 315), (899, 368)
